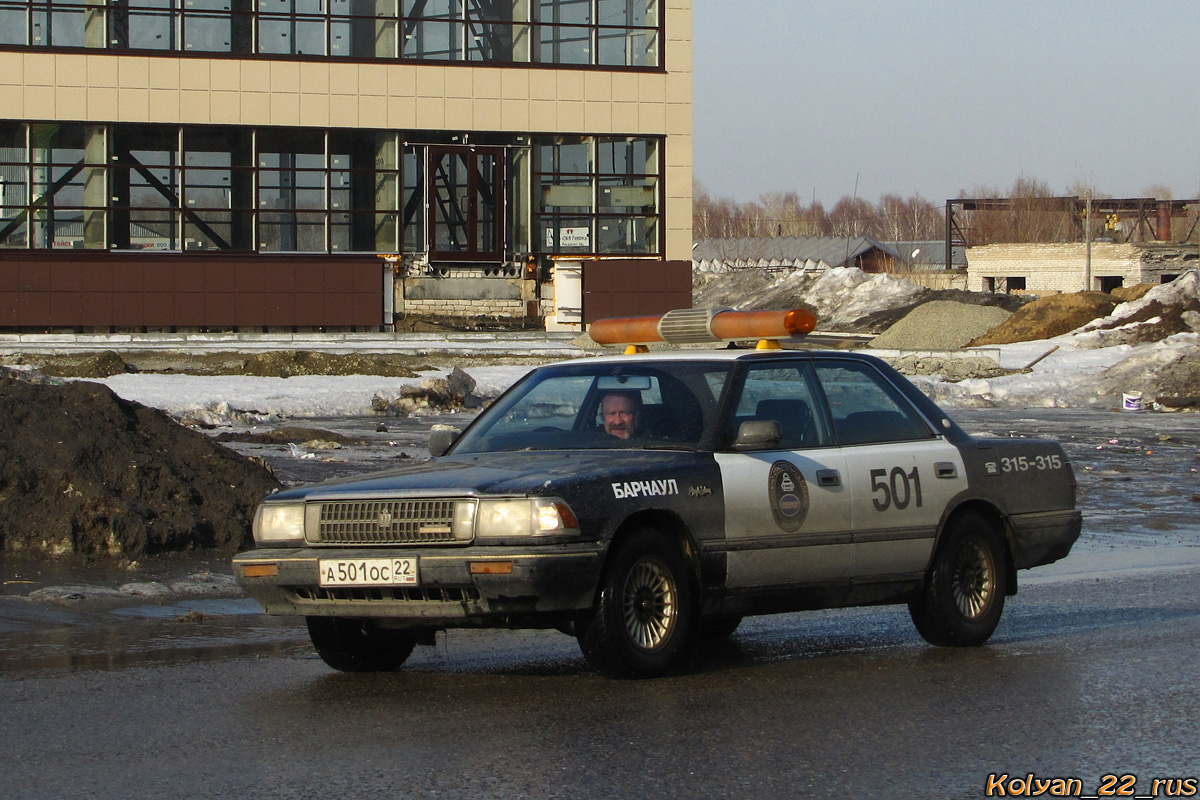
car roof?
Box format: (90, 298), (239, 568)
(561, 348), (882, 368)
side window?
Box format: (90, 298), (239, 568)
(730, 362), (830, 449)
(814, 361), (933, 445)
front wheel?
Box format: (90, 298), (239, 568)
(908, 512), (1008, 647)
(577, 529), (694, 678)
(305, 617), (417, 672)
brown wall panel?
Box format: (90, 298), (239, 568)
(0, 253), (383, 329)
(582, 259), (692, 324)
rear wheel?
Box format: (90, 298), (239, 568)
(305, 617), (417, 672)
(577, 528), (694, 678)
(909, 511), (1008, 647)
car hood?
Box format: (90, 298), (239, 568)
(268, 448), (710, 502)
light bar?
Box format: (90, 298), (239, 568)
(588, 307), (817, 346)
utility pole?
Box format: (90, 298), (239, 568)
(1083, 190), (1093, 291)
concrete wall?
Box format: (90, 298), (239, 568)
(966, 243), (1145, 293)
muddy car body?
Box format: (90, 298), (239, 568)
(234, 349), (1081, 677)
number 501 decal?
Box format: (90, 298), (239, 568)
(870, 467), (923, 511)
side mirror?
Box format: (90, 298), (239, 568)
(428, 428), (460, 457)
(733, 420), (782, 450)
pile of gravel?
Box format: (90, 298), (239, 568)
(868, 301), (1013, 350)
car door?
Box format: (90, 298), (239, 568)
(813, 359), (968, 579)
(715, 359), (853, 588)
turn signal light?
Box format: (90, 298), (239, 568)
(588, 307), (817, 346)
(242, 564), (279, 578)
(470, 561), (514, 575)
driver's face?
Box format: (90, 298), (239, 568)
(602, 394), (639, 439)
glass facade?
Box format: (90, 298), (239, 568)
(0, 121), (662, 257)
(534, 134), (658, 255)
(0, 0), (661, 67)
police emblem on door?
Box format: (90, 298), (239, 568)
(768, 461), (809, 532)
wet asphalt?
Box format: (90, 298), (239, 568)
(1, 406), (1199, 798)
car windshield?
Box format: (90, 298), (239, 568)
(450, 361), (733, 453)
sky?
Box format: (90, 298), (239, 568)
(692, 1), (1200, 206)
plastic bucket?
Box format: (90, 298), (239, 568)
(1121, 391), (1143, 411)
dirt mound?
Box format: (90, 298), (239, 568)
(0, 375), (280, 558)
(868, 301), (1013, 350)
(968, 292), (1117, 346)
(31, 351), (133, 378)
(239, 350), (420, 378)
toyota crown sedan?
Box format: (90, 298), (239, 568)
(234, 346), (1080, 678)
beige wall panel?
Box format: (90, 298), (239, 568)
(86, 87), (119, 120)
(416, 67), (446, 98)
(87, 55), (119, 88)
(611, 72), (639, 103)
(556, 99), (586, 132)
(444, 96), (474, 128)
(271, 92), (301, 126)
(118, 57), (150, 89)
(239, 92), (269, 125)
(474, 98), (503, 129)
(55, 86), (87, 117)
(328, 62), (357, 94)
(359, 64), (388, 96)
(24, 53), (53, 86)
(210, 91), (241, 125)
(149, 88), (180, 121)
(445, 67), (473, 98)
(181, 89), (212, 124)
(0, 52), (24, 87)
(611, 101), (639, 132)
(241, 61), (271, 92)
(182, 60), (214, 91)
(473, 67), (503, 99)
(387, 94), (418, 128)
(528, 70), (556, 101)
(149, 60), (180, 90)
(270, 61), (301, 94)
(55, 54), (87, 87)
(301, 61), (331, 95)
(117, 87), (150, 122)
(0, 84), (20, 113)
(387, 65), (417, 98)
(415, 96), (446, 127)
(638, 102), (665, 133)
(500, 68), (530, 100)
(530, 99), (557, 131)
(500, 96), (531, 130)
(302, 92), (333, 127)
(583, 101), (611, 133)
(360, 95), (388, 128)
(556, 70), (585, 102)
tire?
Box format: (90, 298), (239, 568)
(305, 617), (417, 672)
(577, 528), (694, 678)
(699, 615), (743, 640)
(908, 511), (1008, 647)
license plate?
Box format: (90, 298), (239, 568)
(318, 558), (418, 587)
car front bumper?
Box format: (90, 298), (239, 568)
(233, 543), (604, 626)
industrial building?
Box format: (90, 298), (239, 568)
(0, 0), (693, 331)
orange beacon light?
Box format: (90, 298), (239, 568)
(588, 307), (817, 347)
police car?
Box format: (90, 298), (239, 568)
(233, 308), (1081, 678)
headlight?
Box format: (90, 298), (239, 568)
(475, 498), (580, 541)
(253, 501), (306, 544)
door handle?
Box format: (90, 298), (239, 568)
(934, 462), (958, 479)
(816, 469), (841, 487)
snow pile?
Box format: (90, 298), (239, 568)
(1072, 271), (1200, 348)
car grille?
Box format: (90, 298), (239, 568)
(314, 499), (459, 545)
(289, 586), (481, 604)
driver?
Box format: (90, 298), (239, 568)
(601, 391), (642, 439)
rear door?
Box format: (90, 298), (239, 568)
(813, 359), (968, 580)
(716, 358), (852, 588)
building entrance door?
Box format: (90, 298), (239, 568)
(427, 146), (504, 262)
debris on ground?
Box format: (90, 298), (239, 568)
(371, 366), (485, 415)
(213, 426), (364, 447)
(0, 372), (280, 558)
(883, 355), (1025, 381)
